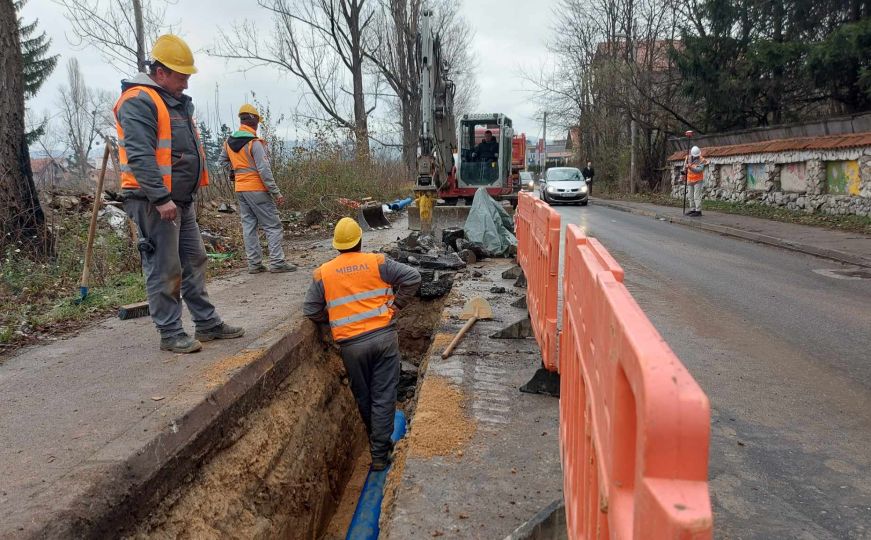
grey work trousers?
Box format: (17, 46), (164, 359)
(237, 191), (286, 269)
(687, 181), (704, 212)
(339, 329), (401, 461)
(125, 199), (222, 339)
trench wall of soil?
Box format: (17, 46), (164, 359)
(126, 324), (362, 540)
(124, 296), (447, 540)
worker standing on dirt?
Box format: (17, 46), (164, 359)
(303, 218), (421, 471)
(219, 104), (296, 274)
(114, 34), (244, 353)
(683, 146), (708, 216)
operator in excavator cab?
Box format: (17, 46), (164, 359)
(473, 130), (499, 162)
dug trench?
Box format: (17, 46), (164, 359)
(120, 294), (450, 539)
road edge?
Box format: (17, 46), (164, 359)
(593, 199), (871, 269)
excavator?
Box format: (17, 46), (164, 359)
(411, 8), (527, 233)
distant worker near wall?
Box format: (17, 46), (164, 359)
(220, 104), (296, 274)
(303, 218), (421, 471)
(684, 146), (708, 216)
(114, 34), (244, 354)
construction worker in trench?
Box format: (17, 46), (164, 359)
(303, 218), (421, 470)
(114, 34), (244, 353)
(219, 104), (296, 274)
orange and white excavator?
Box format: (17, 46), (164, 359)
(413, 8), (526, 231)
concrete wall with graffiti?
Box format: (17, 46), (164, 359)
(669, 146), (871, 217)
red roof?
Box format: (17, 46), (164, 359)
(667, 132), (871, 162)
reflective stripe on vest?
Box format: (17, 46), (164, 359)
(225, 125), (268, 192)
(113, 85), (209, 192)
(317, 252), (395, 341)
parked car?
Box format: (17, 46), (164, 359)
(540, 167), (589, 205)
(519, 171), (535, 191)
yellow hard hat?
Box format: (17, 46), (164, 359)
(239, 103), (260, 118)
(333, 217), (363, 250)
(151, 34), (197, 75)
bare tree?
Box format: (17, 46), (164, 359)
(58, 58), (114, 186)
(365, 0), (477, 175)
(212, 0), (379, 159)
(54, 0), (174, 73)
(1, 0), (48, 254)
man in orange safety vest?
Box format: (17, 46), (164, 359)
(683, 145), (708, 216)
(219, 104), (296, 273)
(303, 218), (421, 471)
(114, 34), (244, 353)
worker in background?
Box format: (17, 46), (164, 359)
(683, 146), (708, 216)
(219, 104), (296, 274)
(582, 160), (595, 195)
(474, 130), (499, 162)
(303, 218), (421, 471)
(114, 35), (244, 353)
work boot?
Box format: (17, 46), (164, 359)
(269, 261), (298, 273)
(248, 264), (266, 274)
(371, 453), (393, 472)
(160, 333), (203, 354)
(195, 323), (245, 342)
(695, 210), (703, 216)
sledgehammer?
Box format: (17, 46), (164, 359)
(441, 297), (493, 359)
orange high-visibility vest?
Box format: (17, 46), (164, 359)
(224, 125), (268, 192)
(685, 156), (706, 184)
(113, 85), (209, 192)
(315, 252), (395, 342)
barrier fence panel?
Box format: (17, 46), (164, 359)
(559, 225), (712, 539)
(516, 192), (561, 372)
(530, 199), (560, 371)
(516, 192), (534, 270)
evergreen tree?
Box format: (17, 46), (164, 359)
(17, 0), (59, 143)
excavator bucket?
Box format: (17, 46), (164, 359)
(357, 202), (391, 231)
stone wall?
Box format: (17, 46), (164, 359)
(670, 147), (871, 217)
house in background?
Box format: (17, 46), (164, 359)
(30, 158), (68, 189)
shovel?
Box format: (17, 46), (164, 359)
(441, 297), (493, 359)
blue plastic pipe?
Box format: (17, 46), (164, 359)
(388, 197), (414, 211)
(345, 410), (408, 540)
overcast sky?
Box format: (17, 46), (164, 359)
(22, 0), (557, 143)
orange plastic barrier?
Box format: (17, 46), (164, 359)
(559, 224), (713, 539)
(515, 192), (560, 371)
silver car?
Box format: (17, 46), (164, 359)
(540, 167), (589, 205)
(519, 171), (535, 191)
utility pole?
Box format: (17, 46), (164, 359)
(133, 0), (146, 73)
(541, 111), (547, 176)
(629, 117), (637, 194)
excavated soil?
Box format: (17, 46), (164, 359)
(129, 344), (365, 540)
(394, 299), (447, 365)
(407, 376), (476, 458)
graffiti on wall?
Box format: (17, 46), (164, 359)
(826, 161), (860, 195)
(780, 162), (807, 192)
(746, 163), (766, 191)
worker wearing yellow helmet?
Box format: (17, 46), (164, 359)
(113, 34), (244, 353)
(303, 218), (421, 471)
(219, 104), (295, 273)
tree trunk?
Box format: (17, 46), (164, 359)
(0, 0), (48, 254)
(349, 1), (370, 159)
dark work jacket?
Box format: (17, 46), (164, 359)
(116, 73), (204, 205)
(582, 166), (595, 181)
(475, 139), (499, 161)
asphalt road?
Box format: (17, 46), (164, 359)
(547, 198), (871, 539)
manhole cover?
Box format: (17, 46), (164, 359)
(813, 268), (871, 280)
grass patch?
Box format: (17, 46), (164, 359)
(605, 192), (871, 235)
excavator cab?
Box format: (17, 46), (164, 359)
(458, 114), (514, 190)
